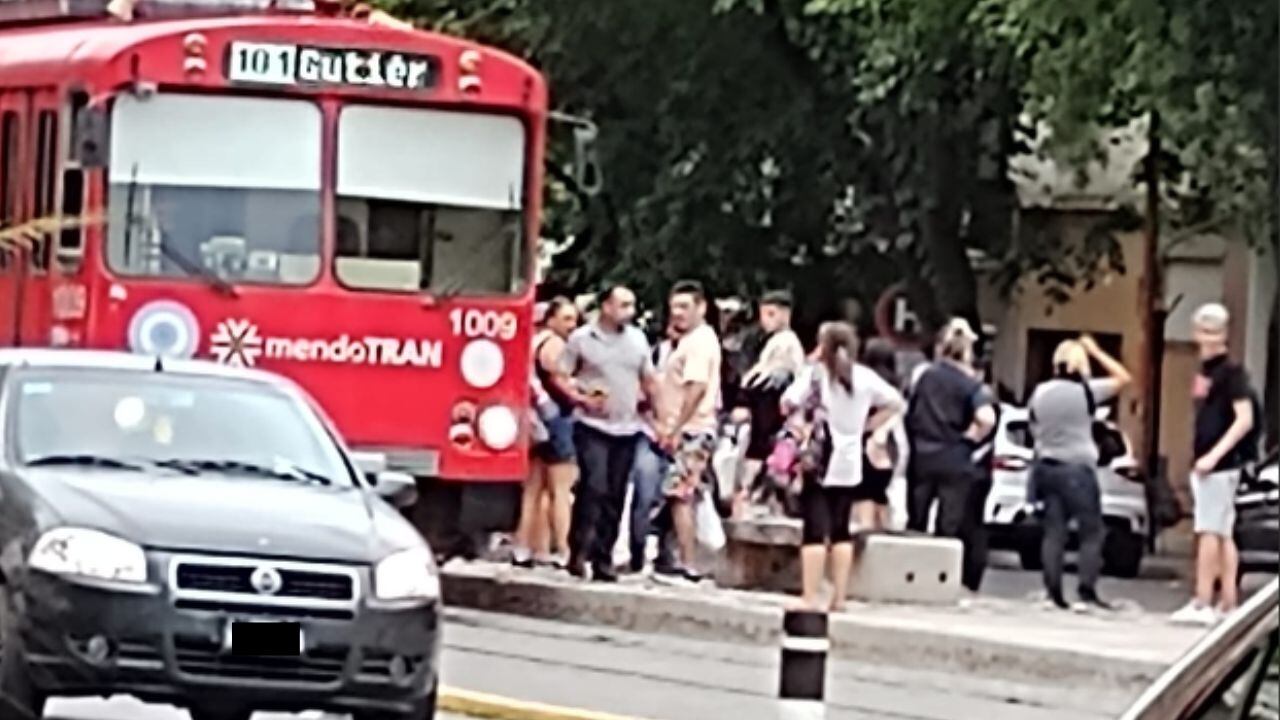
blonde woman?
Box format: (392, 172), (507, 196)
(1028, 336), (1131, 610)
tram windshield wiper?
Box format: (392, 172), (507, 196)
(122, 164), (238, 298)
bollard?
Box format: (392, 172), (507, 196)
(778, 609), (828, 719)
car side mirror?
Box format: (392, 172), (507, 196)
(350, 451), (387, 477)
(373, 471), (418, 509)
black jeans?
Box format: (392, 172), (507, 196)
(569, 423), (639, 569)
(908, 450), (991, 592)
(1031, 460), (1104, 599)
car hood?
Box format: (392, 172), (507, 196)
(22, 467), (423, 564)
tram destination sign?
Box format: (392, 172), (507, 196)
(226, 41), (439, 90)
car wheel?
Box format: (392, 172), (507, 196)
(1017, 537), (1043, 571)
(0, 595), (46, 720)
(188, 707), (253, 720)
(1103, 528), (1144, 579)
(1017, 544), (1043, 571)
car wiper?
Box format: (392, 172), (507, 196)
(24, 454), (143, 471)
(154, 459), (332, 486)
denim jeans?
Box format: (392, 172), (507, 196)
(1031, 460), (1104, 598)
(569, 424), (639, 569)
(629, 436), (675, 569)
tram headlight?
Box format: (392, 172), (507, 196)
(459, 339), (503, 389)
(476, 405), (518, 451)
(127, 301), (200, 360)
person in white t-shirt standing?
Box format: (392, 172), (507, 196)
(783, 322), (905, 612)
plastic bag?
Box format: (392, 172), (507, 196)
(695, 493), (726, 552)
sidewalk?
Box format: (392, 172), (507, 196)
(441, 559), (1208, 694)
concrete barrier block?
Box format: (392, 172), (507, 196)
(849, 533), (963, 605)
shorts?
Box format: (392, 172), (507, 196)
(661, 431), (716, 502)
(1191, 469), (1241, 536)
(800, 479), (857, 545)
(851, 463), (892, 505)
(533, 414), (576, 463)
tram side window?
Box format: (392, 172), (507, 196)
(30, 110), (57, 272)
(0, 111), (16, 272)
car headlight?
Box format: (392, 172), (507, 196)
(29, 528), (147, 584)
(373, 548), (439, 602)
(477, 405), (519, 451)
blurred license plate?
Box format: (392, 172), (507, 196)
(230, 621), (302, 656)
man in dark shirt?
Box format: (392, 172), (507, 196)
(905, 318), (997, 592)
(1171, 303), (1258, 626)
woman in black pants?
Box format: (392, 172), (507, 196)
(783, 323), (904, 611)
(905, 319), (997, 593)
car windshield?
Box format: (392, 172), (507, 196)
(335, 105), (527, 295)
(9, 368), (352, 486)
(105, 93), (323, 287)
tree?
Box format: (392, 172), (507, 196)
(1005, 0), (1279, 248)
(375, 0), (1277, 332)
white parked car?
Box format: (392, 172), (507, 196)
(985, 405), (1150, 578)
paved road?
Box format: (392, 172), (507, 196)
(47, 698), (468, 720)
(983, 550), (1192, 613)
(44, 553), (1225, 720)
(50, 604), (1155, 720)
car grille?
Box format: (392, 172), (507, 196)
(175, 564), (354, 601)
(169, 555), (361, 617)
(174, 636), (348, 685)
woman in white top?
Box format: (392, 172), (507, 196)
(782, 322), (905, 612)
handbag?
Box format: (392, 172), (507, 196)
(796, 366), (832, 480)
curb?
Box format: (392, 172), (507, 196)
(441, 566), (1185, 692)
(439, 686), (650, 720)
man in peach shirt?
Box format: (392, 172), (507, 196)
(653, 280), (722, 582)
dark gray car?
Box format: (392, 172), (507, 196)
(0, 350), (438, 720)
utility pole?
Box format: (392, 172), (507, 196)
(1140, 112), (1165, 490)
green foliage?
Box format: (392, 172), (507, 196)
(375, 0), (1278, 328)
(1005, 0), (1279, 246)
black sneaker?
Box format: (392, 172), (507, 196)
(591, 564), (619, 583)
(1046, 590), (1070, 610)
(566, 556), (588, 579)
(653, 563), (694, 586)
(653, 562), (682, 578)
(1078, 590), (1114, 612)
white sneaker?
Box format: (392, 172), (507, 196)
(1170, 602), (1218, 626)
